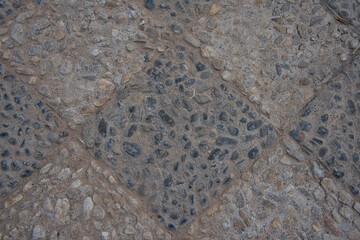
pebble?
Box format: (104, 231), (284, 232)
(283, 140), (305, 161)
(333, 170), (345, 179)
(210, 4), (221, 15)
(321, 178), (337, 193)
(125, 225), (136, 234)
(32, 225), (46, 240)
(55, 198), (70, 225)
(184, 35), (201, 48)
(10, 23), (24, 44)
(172, 24), (183, 34)
(5, 193), (23, 208)
(83, 197), (94, 220)
(145, 0), (155, 10)
(93, 206), (105, 220)
(338, 190), (353, 206)
(248, 147), (259, 159)
(216, 137), (237, 146)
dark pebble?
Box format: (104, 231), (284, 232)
(247, 120), (262, 131)
(218, 149), (229, 161)
(196, 62), (206, 71)
(353, 152), (359, 162)
(312, 137), (323, 145)
(219, 112), (228, 122)
(59, 131), (69, 138)
(174, 162), (179, 171)
(175, 74), (187, 84)
(191, 149), (199, 158)
(33, 122), (41, 129)
(299, 121), (312, 132)
(200, 194), (208, 206)
(349, 185), (359, 195)
(208, 148), (221, 160)
(185, 78), (195, 86)
(1, 150), (10, 157)
(161, 140), (172, 149)
(248, 147), (259, 159)
(4, 103), (14, 111)
(319, 147), (328, 157)
(169, 130), (176, 139)
(321, 114), (329, 123)
(98, 118), (107, 137)
(198, 140), (208, 150)
(179, 217), (188, 226)
(260, 126), (269, 137)
(0, 132), (8, 137)
(332, 82), (342, 90)
(302, 105), (314, 117)
(339, 152), (348, 161)
(145, 115), (153, 123)
(4, 75), (16, 82)
(20, 169), (33, 178)
(145, 0), (155, 10)
(216, 137), (237, 146)
(138, 184), (146, 195)
(217, 124), (225, 131)
(8, 180), (18, 188)
(170, 211), (179, 220)
(333, 170), (344, 178)
(190, 208), (196, 215)
(348, 99), (356, 114)
(123, 142), (142, 157)
(242, 105), (250, 113)
(158, 110), (175, 126)
(289, 128), (303, 143)
(223, 176), (232, 184)
(11, 161), (21, 171)
(334, 95), (342, 101)
(230, 151), (240, 161)
(156, 83), (166, 94)
(1, 160), (9, 171)
(168, 223), (176, 231)
(184, 141), (192, 150)
(228, 126), (239, 136)
(127, 178), (136, 188)
(105, 138), (115, 151)
(155, 148), (169, 158)
(275, 64), (282, 76)
(190, 113), (198, 123)
(128, 125), (137, 137)
(317, 126), (328, 138)
(164, 174), (173, 187)
(146, 155), (155, 164)
(32, 162), (41, 169)
(145, 97), (157, 110)
(236, 100), (243, 107)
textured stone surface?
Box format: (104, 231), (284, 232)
(0, 0), (359, 239)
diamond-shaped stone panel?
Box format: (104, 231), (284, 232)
(80, 49), (277, 231)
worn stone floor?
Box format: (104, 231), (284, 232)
(0, 0), (360, 239)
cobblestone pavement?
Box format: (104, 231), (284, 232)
(0, 0), (360, 239)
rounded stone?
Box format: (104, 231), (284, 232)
(248, 147), (259, 159)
